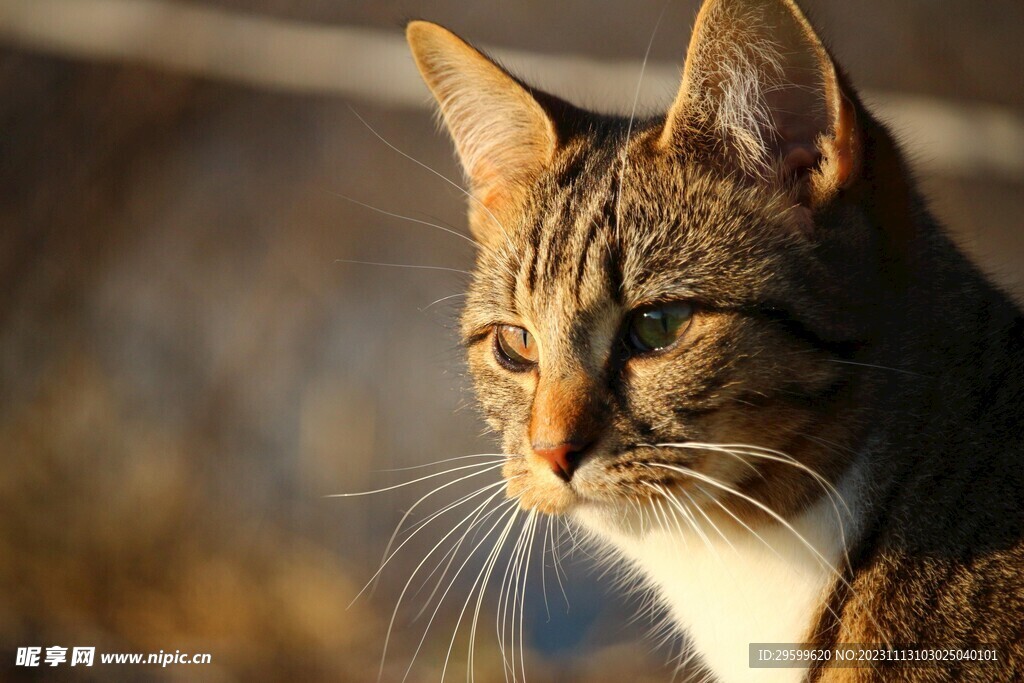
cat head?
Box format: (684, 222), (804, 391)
(407, 0), (910, 528)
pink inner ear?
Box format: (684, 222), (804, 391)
(782, 144), (821, 177)
(768, 82), (829, 178)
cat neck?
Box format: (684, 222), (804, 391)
(576, 456), (870, 683)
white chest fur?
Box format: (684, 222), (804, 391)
(576, 467), (864, 683)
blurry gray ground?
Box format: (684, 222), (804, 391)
(1, 1), (1022, 681)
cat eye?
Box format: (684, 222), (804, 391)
(626, 302), (694, 353)
(494, 324), (538, 370)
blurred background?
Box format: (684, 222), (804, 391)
(1, 1), (1022, 680)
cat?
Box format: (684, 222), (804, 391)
(406, 0), (1024, 681)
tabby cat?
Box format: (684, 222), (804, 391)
(406, 0), (1024, 680)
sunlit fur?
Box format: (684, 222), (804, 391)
(407, 0), (1024, 681)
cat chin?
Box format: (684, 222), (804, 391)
(513, 492), (574, 516)
(571, 498), (650, 540)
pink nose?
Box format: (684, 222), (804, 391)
(532, 441), (590, 481)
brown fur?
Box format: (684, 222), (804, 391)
(408, 1), (1024, 680)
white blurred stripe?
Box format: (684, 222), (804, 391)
(0, 0), (431, 104)
(862, 93), (1024, 179)
(1, 0), (1022, 179)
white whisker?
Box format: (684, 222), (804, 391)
(824, 358), (926, 377)
(403, 499), (519, 683)
(379, 487), (505, 680)
(409, 481), (515, 619)
(437, 500), (520, 682)
(550, 517), (571, 613)
(348, 105), (511, 243)
(516, 509), (540, 679)
(502, 510), (533, 682)
(678, 483), (736, 555)
(334, 257), (470, 276)
(650, 440), (853, 574)
(328, 460), (502, 497)
(329, 190), (480, 247)
(466, 503), (522, 683)
(357, 475), (509, 606)
(422, 292), (468, 311)
(539, 515), (552, 622)
(375, 453), (507, 473)
(650, 441), (851, 516)
(648, 462), (835, 571)
(615, 0), (671, 244)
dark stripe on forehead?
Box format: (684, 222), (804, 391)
(604, 240), (624, 305)
(504, 250), (519, 297)
(521, 234), (539, 296)
(541, 189), (579, 285)
(602, 178), (624, 304)
(572, 215), (601, 298)
(525, 212), (543, 293)
(571, 175), (619, 301)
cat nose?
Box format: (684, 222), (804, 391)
(532, 440), (592, 481)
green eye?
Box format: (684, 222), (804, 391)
(627, 302), (694, 353)
(494, 324), (538, 370)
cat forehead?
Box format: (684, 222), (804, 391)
(474, 128), (802, 314)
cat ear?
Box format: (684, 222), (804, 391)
(406, 21), (557, 245)
(661, 0), (858, 202)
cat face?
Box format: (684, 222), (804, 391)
(461, 129), (856, 523)
(409, 0), (891, 530)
